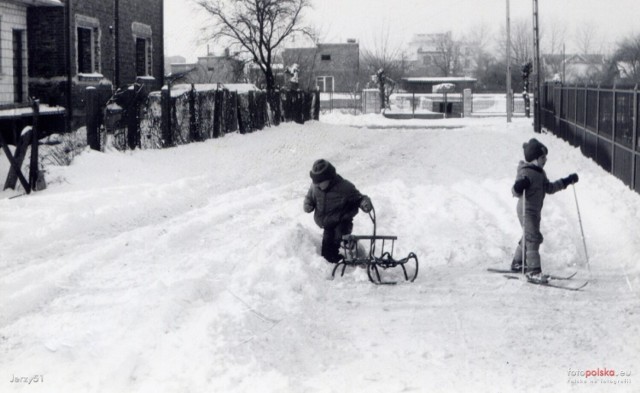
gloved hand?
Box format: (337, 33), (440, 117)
(513, 176), (531, 194)
(359, 196), (373, 213)
(562, 173), (579, 187)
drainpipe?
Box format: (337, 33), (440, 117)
(160, 0), (165, 83)
(114, 0), (120, 87)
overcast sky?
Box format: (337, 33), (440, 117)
(164, 0), (640, 62)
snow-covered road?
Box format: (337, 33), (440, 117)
(1, 116), (638, 392)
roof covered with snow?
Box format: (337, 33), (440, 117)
(402, 77), (478, 83)
(14, 0), (63, 7)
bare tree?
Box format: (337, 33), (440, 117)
(464, 23), (494, 57)
(431, 32), (462, 76)
(542, 16), (567, 56)
(574, 22), (599, 55)
(612, 33), (640, 82)
(497, 18), (532, 65)
(463, 23), (495, 80)
(360, 26), (411, 107)
(195, 0), (312, 93)
(360, 25), (409, 80)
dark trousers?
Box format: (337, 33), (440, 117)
(321, 220), (353, 263)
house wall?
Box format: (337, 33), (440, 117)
(28, 0), (162, 85)
(0, 2), (28, 104)
(283, 43), (359, 92)
(313, 43), (359, 92)
(117, 0), (163, 87)
(24, 0), (163, 128)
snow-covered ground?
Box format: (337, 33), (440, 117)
(1, 114), (639, 392)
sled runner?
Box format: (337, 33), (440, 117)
(332, 208), (419, 285)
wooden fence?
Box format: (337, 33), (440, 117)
(87, 85), (320, 151)
(541, 83), (640, 194)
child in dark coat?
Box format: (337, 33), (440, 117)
(511, 138), (579, 277)
(304, 159), (373, 263)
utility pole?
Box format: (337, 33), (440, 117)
(532, 0), (542, 132)
(506, 0), (512, 122)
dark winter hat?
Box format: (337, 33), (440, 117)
(309, 159), (336, 184)
(523, 138), (548, 162)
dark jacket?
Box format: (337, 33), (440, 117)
(512, 161), (566, 220)
(303, 175), (365, 228)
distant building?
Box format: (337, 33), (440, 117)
(406, 32), (476, 77)
(282, 40), (359, 92)
(165, 55), (186, 75)
(541, 54), (606, 84)
(169, 50), (245, 84)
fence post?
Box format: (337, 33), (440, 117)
(583, 84), (588, 153)
(596, 83), (601, 164)
(555, 85), (562, 132)
(127, 86), (142, 150)
(330, 91), (333, 113)
(86, 87), (101, 150)
(412, 92), (415, 117)
(161, 86), (172, 147)
(611, 84), (617, 175)
(633, 85), (638, 191)
(189, 84), (198, 141)
(573, 85), (578, 146)
(314, 90), (320, 120)
(29, 100), (42, 191)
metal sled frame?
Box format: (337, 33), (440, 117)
(331, 208), (419, 285)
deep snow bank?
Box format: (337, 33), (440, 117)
(1, 116), (639, 392)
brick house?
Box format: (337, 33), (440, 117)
(169, 49), (245, 85)
(282, 40), (359, 92)
(1, 0), (164, 128)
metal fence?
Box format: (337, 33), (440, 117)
(319, 92), (362, 113)
(319, 91), (532, 117)
(541, 83), (639, 193)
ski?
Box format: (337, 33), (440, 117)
(487, 267), (577, 280)
(502, 274), (588, 291)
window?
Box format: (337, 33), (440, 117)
(321, 54), (331, 61)
(132, 22), (153, 76)
(316, 76), (334, 92)
(75, 15), (101, 75)
(77, 27), (93, 73)
(135, 38), (148, 76)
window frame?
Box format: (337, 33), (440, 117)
(75, 15), (101, 75)
(315, 75), (334, 92)
(132, 22), (153, 77)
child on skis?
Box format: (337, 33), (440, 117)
(303, 159), (373, 263)
(511, 138), (579, 278)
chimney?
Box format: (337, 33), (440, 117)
(347, 39), (356, 44)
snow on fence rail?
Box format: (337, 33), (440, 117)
(86, 84), (320, 151)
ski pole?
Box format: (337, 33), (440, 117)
(522, 190), (526, 275)
(572, 184), (591, 272)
